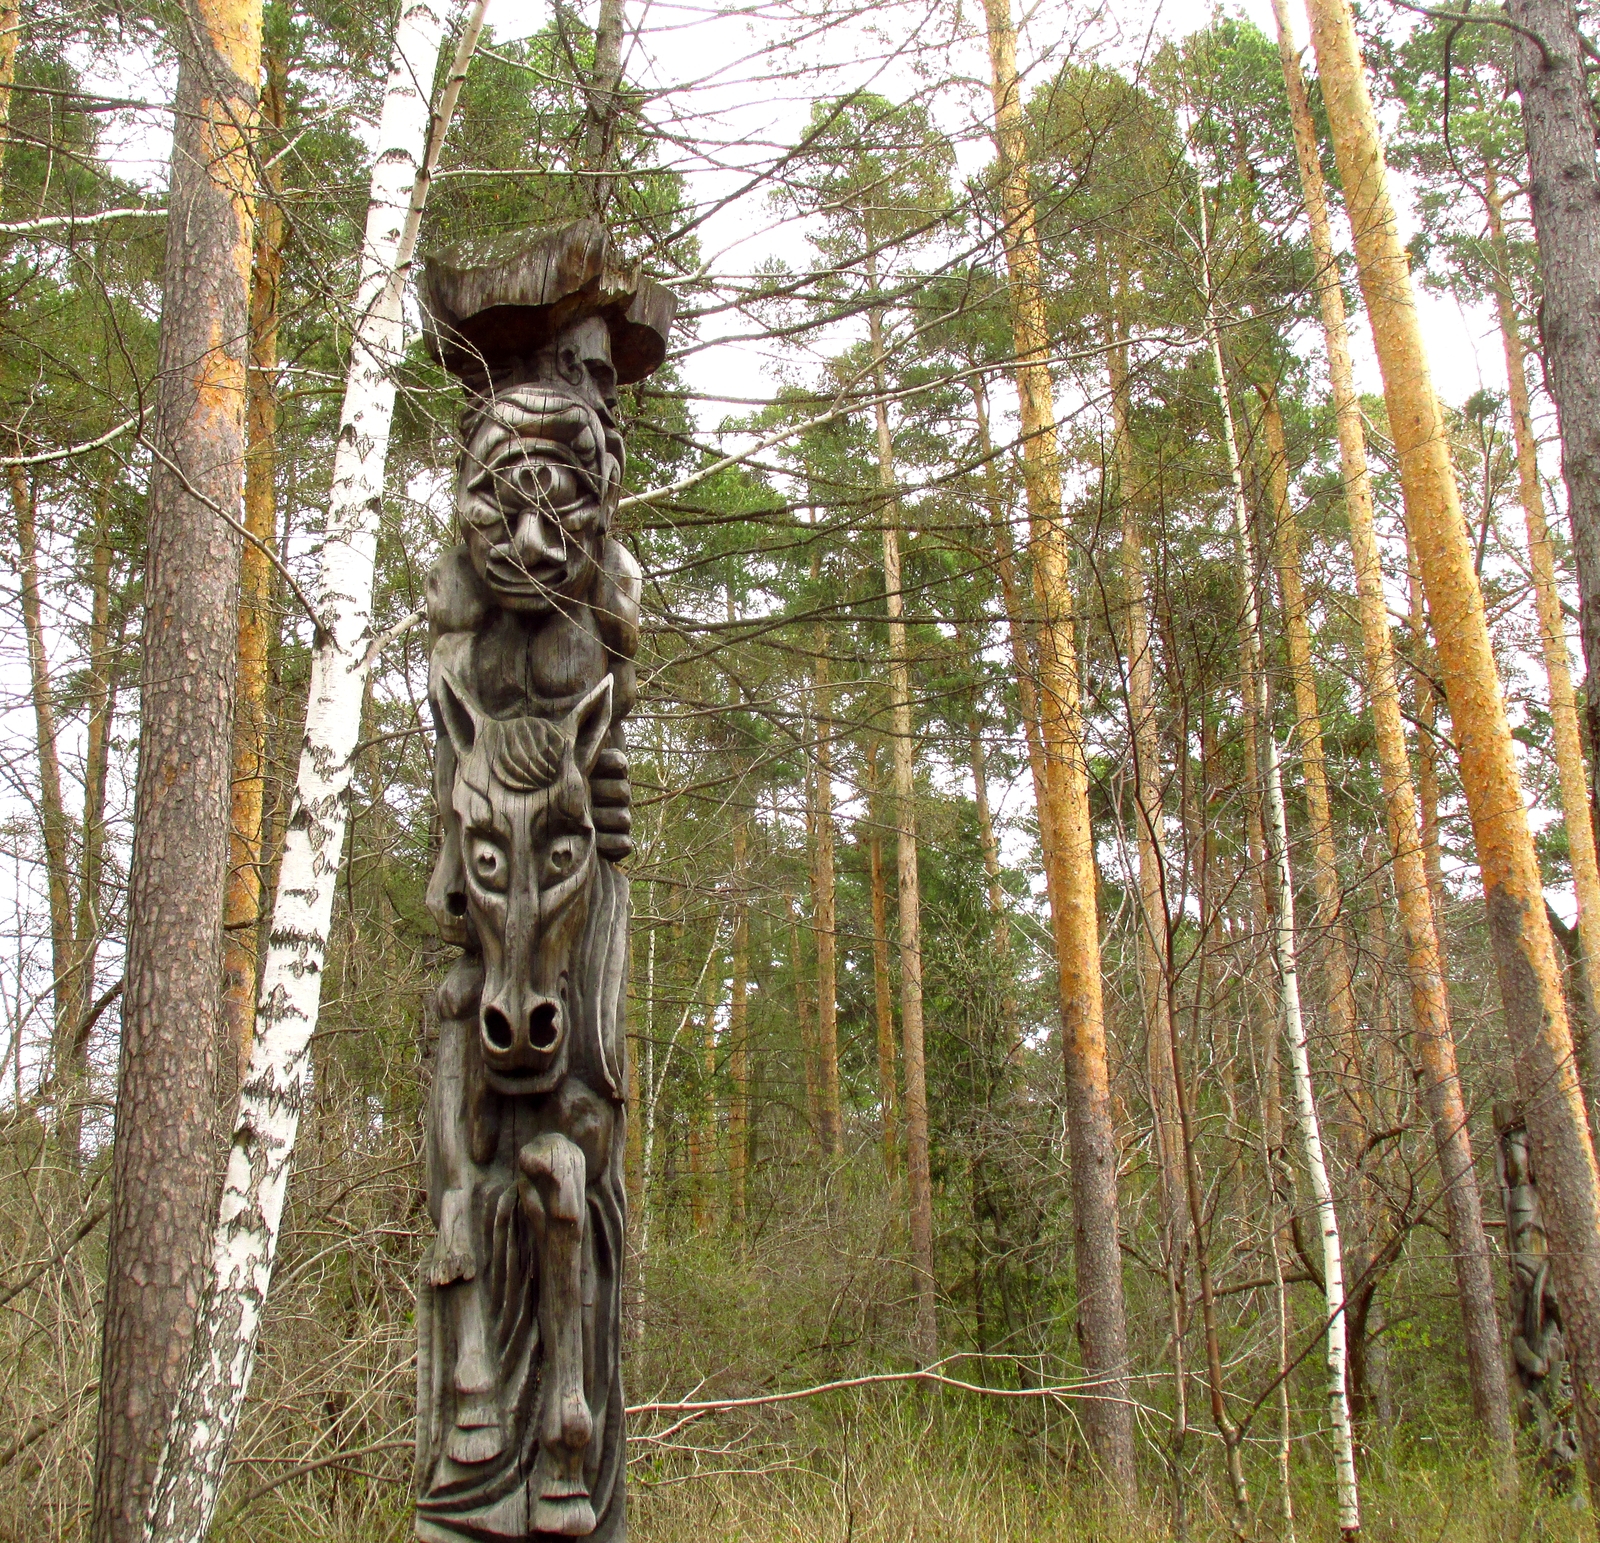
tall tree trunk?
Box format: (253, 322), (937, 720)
(0, 1), (23, 214)
(11, 469), (74, 1087)
(970, 378), (1050, 811)
(967, 709), (1018, 1058)
(1199, 184), (1361, 1538)
(60, 494), (121, 1161)
(865, 271), (936, 1361)
(980, 0), (1133, 1489)
(789, 889), (822, 1146)
(579, 0), (625, 214)
(692, 944), (718, 1236)
(866, 741), (899, 1183)
(812, 622), (841, 1155)
(141, 8), (479, 1538)
(1487, 167), (1600, 1124)
(92, 0), (264, 1532)
(1270, 0), (1514, 1459)
(1503, 0), (1600, 833)
(1405, 538), (1451, 932)
(1302, 0), (1600, 1500)
(222, 39), (287, 1092)
(1259, 389), (1368, 1152)
(1111, 328), (1185, 1273)
(1258, 386), (1384, 1423)
(729, 823), (749, 1233)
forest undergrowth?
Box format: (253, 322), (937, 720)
(0, 1105), (1579, 1543)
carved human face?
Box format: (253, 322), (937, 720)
(457, 316), (626, 616)
(436, 673), (613, 1093)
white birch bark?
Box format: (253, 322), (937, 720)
(1195, 183), (1362, 1537)
(143, 4), (488, 1538)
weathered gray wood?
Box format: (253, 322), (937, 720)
(415, 224), (673, 1542)
(1496, 1101), (1581, 1490)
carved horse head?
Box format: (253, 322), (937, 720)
(435, 671), (613, 1094)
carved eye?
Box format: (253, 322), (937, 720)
(470, 837), (508, 892)
(544, 836), (582, 882)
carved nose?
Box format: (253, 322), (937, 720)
(529, 1001), (560, 1050)
(483, 1005), (515, 1051)
(512, 510), (565, 567)
(479, 996), (563, 1065)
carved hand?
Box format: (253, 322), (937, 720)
(591, 746), (632, 860)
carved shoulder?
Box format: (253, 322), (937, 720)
(595, 538), (641, 661)
(426, 544), (491, 635)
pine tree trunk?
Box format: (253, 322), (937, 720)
(0, 1), (23, 214)
(981, 0), (1133, 1487)
(91, 0), (263, 1534)
(970, 380), (1050, 812)
(1302, 0), (1600, 1499)
(812, 624), (841, 1155)
(140, 8), (479, 1537)
(1404, 539), (1451, 932)
(790, 889), (822, 1146)
(221, 41), (287, 1092)
(1111, 330), (1185, 1271)
(693, 948), (718, 1236)
(966, 711), (1018, 1057)
(866, 288), (937, 1361)
(1270, 0), (1514, 1458)
(11, 469), (74, 1096)
(866, 742), (899, 1183)
(59, 495), (121, 1161)
(729, 823), (750, 1232)
(1503, 0), (1600, 833)
(1200, 183), (1361, 1537)
(1486, 167), (1600, 1124)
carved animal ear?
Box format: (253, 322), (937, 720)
(435, 669), (484, 757)
(562, 676), (613, 777)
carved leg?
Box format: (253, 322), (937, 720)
(519, 1132), (595, 1537)
(428, 991), (507, 1469)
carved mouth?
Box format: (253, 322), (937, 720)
(484, 551), (570, 598)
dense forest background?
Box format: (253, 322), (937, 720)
(0, 0), (1596, 1535)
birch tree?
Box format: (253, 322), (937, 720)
(140, 6), (486, 1537)
(1196, 171), (1362, 1538)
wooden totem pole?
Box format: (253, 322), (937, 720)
(414, 220), (675, 1541)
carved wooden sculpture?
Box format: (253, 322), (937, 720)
(414, 220), (674, 1541)
(1495, 1100), (1580, 1488)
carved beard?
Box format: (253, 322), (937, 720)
(457, 384), (624, 616)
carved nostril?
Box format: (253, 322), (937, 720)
(483, 1007), (515, 1051)
(447, 891), (467, 917)
(528, 1003), (559, 1050)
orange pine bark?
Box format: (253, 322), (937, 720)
(1301, 0), (1598, 1484)
(981, 0), (1134, 1491)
